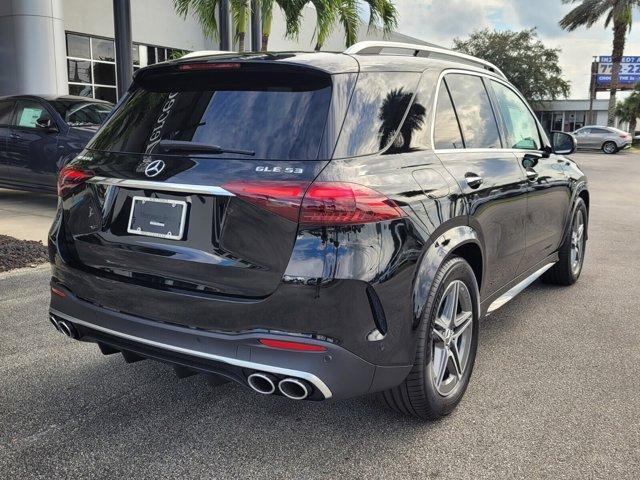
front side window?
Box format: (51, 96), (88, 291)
(50, 100), (113, 126)
(434, 81), (464, 149)
(0, 101), (14, 125)
(333, 72), (421, 157)
(12, 100), (51, 128)
(445, 74), (501, 149)
(491, 81), (541, 150)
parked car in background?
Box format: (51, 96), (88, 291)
(48, 43), (588, 420)
(573, 125), (631, 154)
(0, 95), (113, 192)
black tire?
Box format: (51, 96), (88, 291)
(382, 256), (480, 420)
(602, 141), (618, 154)
(542, 198), (588, 286)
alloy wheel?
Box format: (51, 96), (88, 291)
(431, 280), (474, 397)
(571, 209), (585, 276)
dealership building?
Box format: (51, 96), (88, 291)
(534, 99), (611, 133)
(0, 0), (428, 101)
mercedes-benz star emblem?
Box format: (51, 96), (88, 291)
(144, 160), (165, 178)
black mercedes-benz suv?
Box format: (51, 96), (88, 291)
(48, 42), (588, 419)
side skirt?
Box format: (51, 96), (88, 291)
(483, 257), (557, 315)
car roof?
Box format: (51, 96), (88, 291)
(153, 48), (505, 78)
(0, 94), (113, 104)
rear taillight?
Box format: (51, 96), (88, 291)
(222, 181), (308, 222)
(620, 134), (629, 139)
(223, 180), (405, 225)
(57, 166), (93, 198)
(300, 182), (405, 225)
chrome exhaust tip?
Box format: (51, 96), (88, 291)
(49, 315), (61, 332)
(278, 378), (310, 400)
(57, 319), (79, 339)
(247, 372), (277, 395)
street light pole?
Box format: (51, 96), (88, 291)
(250, 0), (261, 52)
(113, 0), (132, 100)
(219, 0), (230, 50)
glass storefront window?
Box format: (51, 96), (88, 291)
(66, 34), (90, 59)
(66, 32), (189, 102)
(91, 38), (115, 62)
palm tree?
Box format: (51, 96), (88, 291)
(259, 0), (315, 51)
(174, 0), (250, 51)
(230, 0), (250, 51)
(615, 83), (640, 134)
(174, 0), (221, 42)
(314, 0), (398, 51)
(560, 0), (640, 127)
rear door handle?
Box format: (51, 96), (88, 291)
(464, 172), (483, 189)
(10, 133), (21, 140)
(526, 168), (539, 181)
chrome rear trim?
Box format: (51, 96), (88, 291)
(50, 309), (332, 399)
(87, 177), (235, 196)
(487, 263), (555, 314)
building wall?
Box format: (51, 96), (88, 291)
(63, 0), (216, 51)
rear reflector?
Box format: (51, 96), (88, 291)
(259, 338), (327, 352)
(57, 166), (93, 198)
(51, 286), (66, 298)
(178, 62), (241, 71)
(223, 181), (405, 225)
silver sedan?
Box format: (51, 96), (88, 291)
(573, 126), (632, 154)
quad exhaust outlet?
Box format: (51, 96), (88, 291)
(50, 315), (79, 339)
(247, 372), (277, 395)
(278, 378), (310, 400)
(246, 372), (311, 400)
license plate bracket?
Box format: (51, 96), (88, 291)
(127, 196), (187, 240)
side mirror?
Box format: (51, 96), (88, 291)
(551, 131), (576, 155)
(36, 116), (57, 133)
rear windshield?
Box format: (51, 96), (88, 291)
(87, 68), (332, 160)
(51, 100), (113, 126)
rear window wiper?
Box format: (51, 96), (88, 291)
(157, 140), (255, 156)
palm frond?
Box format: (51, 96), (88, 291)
(173, 0), (221, 40)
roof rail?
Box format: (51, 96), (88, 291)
(343, 41), (507, 79)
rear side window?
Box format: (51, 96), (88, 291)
(0, 101), (14, 125)
(445, 74), (501, 149)
(434, 82), (464, 149)
(13, 100), (52, 128)
(491, 81), (540, 150)
(88, 69), (332, 160)
(333, 72), (421, 157)
(591, 128), (610, 134)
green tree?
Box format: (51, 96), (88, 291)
(453, 29), (570, 106)
(614, 83), (640, 134)
(260, 0), (332, 52)
(174, 0), (251, 51)
(560, 0), (640, 127)
(287, 0), (397, 51)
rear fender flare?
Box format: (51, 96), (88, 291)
(411, 225), (482, 328)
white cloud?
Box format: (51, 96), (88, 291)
(393, 0), (640, 97)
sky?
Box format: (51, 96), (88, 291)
(393, 0), (640, 99)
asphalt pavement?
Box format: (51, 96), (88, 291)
(1, 151), (639, 479)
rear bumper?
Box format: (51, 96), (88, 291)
(49, 284), (412, 401)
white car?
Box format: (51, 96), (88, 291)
(573, 126), (632, 154)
